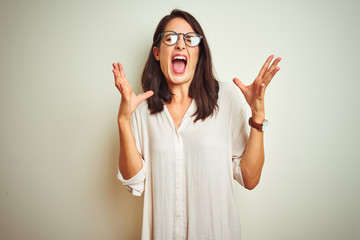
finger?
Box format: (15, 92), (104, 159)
(113, 63), (121, 78)
(112, 63), (118, 75)
(115, 62), (121, 71)
(112, 68), (119, 84)
(118, 63), (126, 80)
(258, 55), (274, 78)
(264, 66), (280, 86)
(116, 63), (129, 89)
(112, 64), (121, 82)
(233, 78), (247, 94)
(266, 57), (281, 78)
(138, 90), (154, 102)
(113, 68), (122, 90)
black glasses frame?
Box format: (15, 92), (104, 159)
(159, 31), (203, 47)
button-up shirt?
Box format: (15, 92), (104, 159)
(118, 81), (249, 240)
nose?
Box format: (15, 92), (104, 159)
(175, 33), (186, 50)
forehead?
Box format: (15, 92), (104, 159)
(164, 17), (195, 33)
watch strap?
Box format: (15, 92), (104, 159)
(248, 117), (265, 132)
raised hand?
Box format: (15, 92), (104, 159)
(233, 55), (281, 121)
(112, 62), (154, 121)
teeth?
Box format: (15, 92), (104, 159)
(173, 56), (187, 61)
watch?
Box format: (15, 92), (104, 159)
(248, 117), (268, 132)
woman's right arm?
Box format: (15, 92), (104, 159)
(112, 62), (153, 180)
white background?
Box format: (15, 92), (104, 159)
(1, 0), (359, 239)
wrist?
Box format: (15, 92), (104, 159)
(251, 114), (265, 123)
(248, 117), (268, 132)
(118, 117), (131, 126)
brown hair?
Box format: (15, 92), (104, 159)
(141, 9), (219, 122)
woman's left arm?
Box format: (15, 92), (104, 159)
(233, 55), (281, 190)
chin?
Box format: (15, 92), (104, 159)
(167, 72), (192, 86)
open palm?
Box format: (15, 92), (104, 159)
(112, 62), (154, 120)
(233, 55), (281, 117)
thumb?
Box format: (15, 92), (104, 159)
(138, 90), (154, 102)
(233, 78), (246, 94)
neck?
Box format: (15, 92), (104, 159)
(167, 82), (192, 104)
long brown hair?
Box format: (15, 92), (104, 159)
(141, 9), (219, 122)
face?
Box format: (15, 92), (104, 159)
(153, 18), (200, 89)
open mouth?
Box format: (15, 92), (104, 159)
(172, 54), (187, 74)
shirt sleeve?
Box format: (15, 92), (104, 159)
(117, 159), (146, 196)
(117, 108), (146, 196)
(229, 85), (249, 187)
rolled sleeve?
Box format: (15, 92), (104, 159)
(117, 158), (146, 196)
(117, 105), (146, 196)
(232, 157), (244, 186)
(231, 109), (248, 187)
(230, 87), (249, 187)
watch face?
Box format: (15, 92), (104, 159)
(262, 120), (268, 131)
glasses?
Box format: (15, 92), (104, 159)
(159, 31), (203, 47)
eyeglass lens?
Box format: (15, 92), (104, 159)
(162, 32), (201, 47)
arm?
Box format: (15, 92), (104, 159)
(233, 55), (281, 190)
(239, 121), (264, 190)
(118, 118), (142, 180)
(112, 62), (153, 180)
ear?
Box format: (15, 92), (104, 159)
(153, 46), (160, 61)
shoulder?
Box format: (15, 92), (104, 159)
(131, 99), (151, 122)
(137, 99), (150, 113)
(217, 81), (248, 119)
(218, 81), (244, 105)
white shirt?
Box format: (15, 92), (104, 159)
(118, 81), (249, 240)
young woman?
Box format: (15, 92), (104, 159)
(112, 9), (281, 240)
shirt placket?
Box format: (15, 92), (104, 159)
(174, 128), (183, 239)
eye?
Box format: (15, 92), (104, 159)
(164, 33), (172, 41)
(163, 32), (178, 45)
(169, 34), (178, 44)
(185, 33), (201, 46)
(185, 36), (192, 44)
(190, 36), (200, 46)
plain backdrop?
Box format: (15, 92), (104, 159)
(1, 0), (359, 239)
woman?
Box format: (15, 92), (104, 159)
(112, 9), (280, 240)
